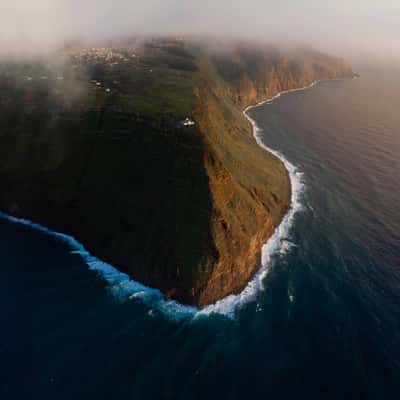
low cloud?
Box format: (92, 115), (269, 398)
(1, 0), (400, 65)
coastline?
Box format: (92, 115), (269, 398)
(0, 80), (328, 319)
(198, 81), (319, 316)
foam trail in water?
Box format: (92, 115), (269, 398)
(0, 81), (320, 320)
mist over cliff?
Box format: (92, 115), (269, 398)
(1, 0), (400, 66)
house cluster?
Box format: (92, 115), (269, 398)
(67, 48), (137, 66)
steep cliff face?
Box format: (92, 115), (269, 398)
(190, 45), (354, 305)
(0, 40), (354, 306)
(193, 77), (289, 305)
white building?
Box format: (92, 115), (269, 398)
(182, 118), (195, 126)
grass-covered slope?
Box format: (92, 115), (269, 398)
(0, 39), (354, 305)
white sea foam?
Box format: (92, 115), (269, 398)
(0, 81), (322, 320)
(0, 210), (197, 320)
(196, 82), (321, 317)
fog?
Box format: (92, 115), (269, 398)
(1, 0), (400, 65)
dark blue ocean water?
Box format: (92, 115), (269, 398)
(1, 71), (399, 400)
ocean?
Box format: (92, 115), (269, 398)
(1, 70), (399, 399)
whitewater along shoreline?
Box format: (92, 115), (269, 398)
(0, 79), (339, 319)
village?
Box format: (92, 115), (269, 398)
(7, 41), (197, 127)
(66, 47), (137, 65)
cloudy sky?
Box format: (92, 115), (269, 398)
(1, 0), (399, 62)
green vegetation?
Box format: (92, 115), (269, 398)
(0, 41), (215, 302)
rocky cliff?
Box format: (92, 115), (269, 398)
(0, 39), (354, 306)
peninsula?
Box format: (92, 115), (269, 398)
(0, 38), (354, 306)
